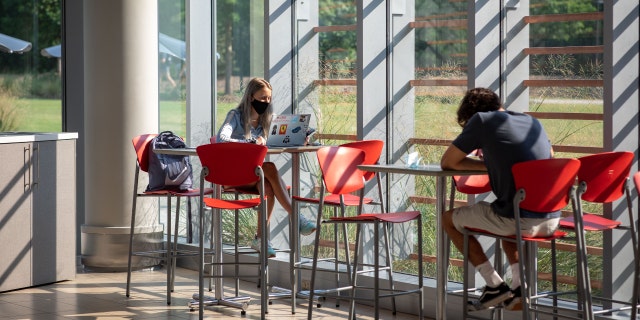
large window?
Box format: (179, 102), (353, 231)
(146, 0), (629, 304)
(157, 0), (267, 243)
(314, 0), (358, 143)
(214, 1), (265, 135)
(408, 0), (471, 280)
(0, 0), (62, 133)
(157, 0), (265, 139)
(158, 0), (187, 137)
(526, 0), (604, 297)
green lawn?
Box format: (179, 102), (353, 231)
(13, 99), (63, 132)
(10, 99), (236, 136)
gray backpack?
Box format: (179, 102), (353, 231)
(146, 131), (193, 191)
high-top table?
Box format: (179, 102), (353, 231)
(155, 145), (321, 201)
(155, 144), (323, 315)
(357, 163), (486, 320)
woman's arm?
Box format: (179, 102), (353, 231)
(217, 109), (252, 143)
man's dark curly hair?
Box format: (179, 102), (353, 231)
(456, 88), (502, 127)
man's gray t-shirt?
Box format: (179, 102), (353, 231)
(452, 110), (553, 218)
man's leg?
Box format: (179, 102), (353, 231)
(502, 240), (523, 310)
(502, 240), (520, 288)
(443, 205), (512, 309)
(443, 209), (490, 267)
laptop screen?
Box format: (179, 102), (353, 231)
(266, 114), (311, 147)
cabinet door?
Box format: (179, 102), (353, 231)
(0, 143), (33, 292)
(32, 140), (76, 285)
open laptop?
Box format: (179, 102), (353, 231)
(266, 113), (311, 147)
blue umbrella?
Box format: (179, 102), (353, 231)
(159, 33), (220, 61)
(41, 44), (61, 58)
(159, 32), (185, 61)
(40, 34), (185, 60)
(40, 34), (218, 61)
(0, 33), (32, 54)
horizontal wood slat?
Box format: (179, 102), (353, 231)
(313, 79), (357, 86)
(524, 12), (604, 24)
(407, 138), (601, 155)
(524, 79), (603, 87)
(524, 46), (604, 55)
(551, 145), (604, 154)
(407, 138), (452, 147)
(316, 133), (358, 141)
(409, 19), (467, 29)
(525, 112), (603, 121)
(410, 79), (467, 86)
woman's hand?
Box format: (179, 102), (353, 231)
(255, 136), (266, 145)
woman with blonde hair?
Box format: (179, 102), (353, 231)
(217, 77), (316, 258)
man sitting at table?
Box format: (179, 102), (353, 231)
(440, 87), (556, 311)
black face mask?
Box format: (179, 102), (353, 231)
(251, 100), (270, 115)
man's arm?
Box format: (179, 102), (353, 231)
(440, 144), (487, 171)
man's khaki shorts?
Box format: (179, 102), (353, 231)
(451, 201), (559, 237)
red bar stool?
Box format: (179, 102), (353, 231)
(126, 134), (211, 305)
(560, 151), (638, 318)
(461, 158), (589, 320)
(292, 142), (381, 310)
(305, 146), (424, 319)
(193, 142), (273, 318)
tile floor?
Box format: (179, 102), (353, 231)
(0, 266), (424, 319)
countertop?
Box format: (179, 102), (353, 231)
(0, 132), (79, 144)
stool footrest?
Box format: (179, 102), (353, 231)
(354, 266), (392, 275)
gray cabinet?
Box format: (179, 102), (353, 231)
(0, 138), (76, 292)
(0, 142), (33, 291)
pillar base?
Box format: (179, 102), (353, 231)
(80, 225), (163, 271)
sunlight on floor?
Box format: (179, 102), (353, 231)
(0, 266), (425, 319)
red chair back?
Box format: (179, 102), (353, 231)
(634, 172), (640, 197)
(512, 158), (580, 213)
(453, 175), (491, 194)
(317, 146), (366, 195)
(341, 140), (384, 181)
(196, 142), (268, 186)
(578, 151), (634, 203)
(132, 134), (157, 173)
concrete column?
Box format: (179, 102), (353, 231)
(468, 0), (502, 92)
(501, 0), (529, 110)
(80, 0), (160, 270)
(357, 0), (388, 144)
(602, 0), (639, 304)
(389, 0), (416, 255)
(296, 0), (319, 121)
(184, 2), (213, 244)
(389, 0), (416, 210)
(294, 0), (321, 249)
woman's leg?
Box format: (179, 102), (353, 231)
(256, 162), (292, 237)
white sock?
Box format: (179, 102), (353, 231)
(510, 263), (521, 289)
(477, 261), (503, 287)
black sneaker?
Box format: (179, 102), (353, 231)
(467, 282), (513, 311)
(504, 286), (522, 311)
